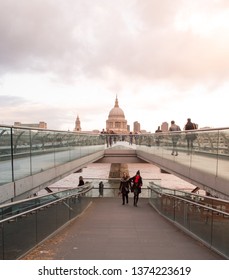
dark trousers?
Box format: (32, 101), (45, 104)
(122, 193), (128, 204)
(186, 134), (194, 151)
(133, 193), (139, 206)
(187, 138), (194, 154)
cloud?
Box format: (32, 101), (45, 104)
(0, 95), (25, 107)
(1, 0), (229, 87)
(0, 0), (229, 131)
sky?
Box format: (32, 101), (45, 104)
(0, 0), (229, 132)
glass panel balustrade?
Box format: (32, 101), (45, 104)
(149, 182), (229, 259)
(0, 184), (93, 259)
(0, 125), (106, 186)
(0, 127), (13, 184)
(136, 128), (229, 199)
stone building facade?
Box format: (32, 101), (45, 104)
(106, 96), (128, 134)
(14, 121), (47, 129)
(74, 115), (81, 132)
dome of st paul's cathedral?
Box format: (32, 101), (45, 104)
(106, 97), (128, 133)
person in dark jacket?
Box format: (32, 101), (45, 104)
(185, 118), (197, 154)
(119, 172), (130, 205)
(99, 181), (104, 197)
(78, 176), (84, 186)
(155, 126), (162, 147)
(130, 170), (143, 207)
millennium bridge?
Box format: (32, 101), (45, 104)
(0, 125), (228, 259)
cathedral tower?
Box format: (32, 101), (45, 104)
(106, 96), (128, 133)
(74, 115), (81, 132)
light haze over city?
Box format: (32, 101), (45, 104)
(0, 0), (229, 132)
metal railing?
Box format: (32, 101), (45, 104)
(134, 127), (229, 199)
(148, 182), (229, 259)
(0, 125), (105, 186)
(0, 184), (93, 260)
(1, 177), (229, 259)
(1, 125), (229, 200)
(135, 127), (229, 156)
(49, 178), (162, 198)
(1, 125), (229, 186)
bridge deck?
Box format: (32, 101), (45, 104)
(22, 198), (224, 260)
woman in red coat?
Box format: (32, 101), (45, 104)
(130, 170), (143, 207)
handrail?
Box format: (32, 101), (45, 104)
(0, 182), (91, 209)
(0, 183), (93, 221)
(0, 184), (94, 260)
(148, 182), (229, 259)
(0, 185), (93, 224)
(0, 124), (102, 134)
(1, 124), (229, 205)
(1, 123), (229, 134)
(149, 183), (229, 205)
(152, 188), (229, 216)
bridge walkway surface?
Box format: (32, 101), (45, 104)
(22, 198), (225, 260)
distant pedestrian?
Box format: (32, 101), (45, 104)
(155, 126), (162, 147)
(99, 181), (104, 197)
(105, 130), (109, 147)
(155, 126), (162, 133)
(78, 176), (84, 186)
(169, 121), (181, 156)
(130, 170), (143, 207)
(129, 132), (133, 145)
(108, 130), (114, 147)
(184, 118), (197, 154)
(119, 172), (130, 205)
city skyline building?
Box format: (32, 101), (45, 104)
(133, 121), (141, 133)
(72, 96), (154, 133)
(14, 121), (47, 129)
(106, 96), (129, 134)
(13, 97), (170, 134)
(74, 115), (81, 132)
(161, 122), (169, 132)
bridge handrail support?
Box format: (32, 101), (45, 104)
(0, 183), (93, 223)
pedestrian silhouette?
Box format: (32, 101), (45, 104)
(99, 181), (104, 197)
(119, 172), (130, 205)
(169, 120), (181, 156)
(155, 126), (162, 147)
(78, 176), (84, 186)
(184, 118), (197, 155)
(130, 170), (143, 207)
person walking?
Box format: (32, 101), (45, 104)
(184, 118), (197, 154)
(129, 132), (133, 145)
(119, 172), (130, 205)
(130, 170), (143, 207)
(155, 126), (162, 147)
(99, 181), (104, 197)
(78, 176), (84, 186)
(169, 120), (181, 156)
